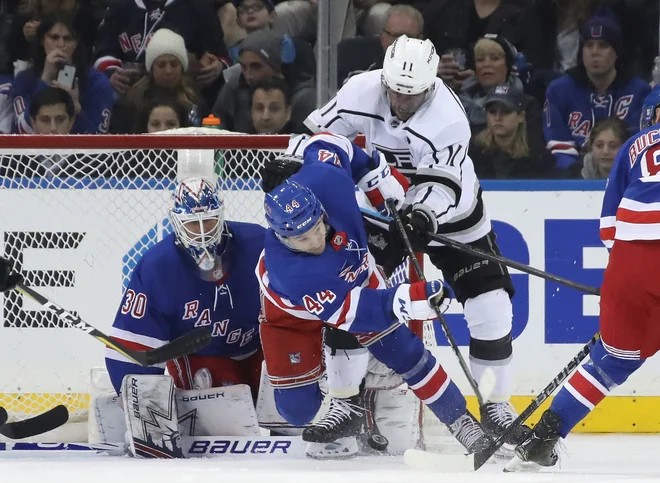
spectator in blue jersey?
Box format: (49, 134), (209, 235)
(543, 15), (651, 171)
(469, 84), (555, 179)
(93, 0), (229, 97)
(213, 28), (315, 133)
(458, 35), (544, 146)
(10, 12), (113, 134)
(1, 87), (113, 177)
(109, 29), (207, 133)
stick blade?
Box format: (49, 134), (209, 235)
(142, 328), (212, 366)
(403, 448), (475, 472)
(0, 405), (69, 439)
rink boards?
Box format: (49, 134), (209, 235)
(0, 178), (656, 433)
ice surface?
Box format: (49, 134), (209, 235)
(1, 435), (659, 483)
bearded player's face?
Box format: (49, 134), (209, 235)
(386, 88), (426, 121)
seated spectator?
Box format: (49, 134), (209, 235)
(10, 12), (113, 134)
(430, 0), (541, 91)
(5, 0), (96, 75)
(137, 98), (190, 134)
(470, 84), (555, 179)
(213, 29), (315, 133)
(523, 0), (656, 80)
(228, 0), (315, 79)
(110, 29), (207, 133)
(544, 16), (651, 170)
(578, 117), (629, 180)
(337, 3), (423, 86)
(1, 86), (112, 177)
(93, 0), (229, 98)
(250, 76), (293, 134)
(459, 35), (543, 142)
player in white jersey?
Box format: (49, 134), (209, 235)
(304, 35), (523, 445)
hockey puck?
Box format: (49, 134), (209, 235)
(367, 433), (389, 451)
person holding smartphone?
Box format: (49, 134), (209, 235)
(10, 12), (114, 134)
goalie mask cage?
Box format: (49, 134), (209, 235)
(0, 130), (440, 442)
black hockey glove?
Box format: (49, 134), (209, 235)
(260, 154), (303, 193)
(0, 257), (22, 292)
(390, 205), (435, 253)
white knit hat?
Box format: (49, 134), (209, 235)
(145, 28), (189, 72)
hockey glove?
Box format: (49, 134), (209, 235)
(260, 154), (303, 193)
(392, 280), (447, 323)
(404, 204), (437, 252)
(0, 257), (22, 292)
(357, 150), (409, 215)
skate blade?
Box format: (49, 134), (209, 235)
(403, 449), (475, 472)
(503, 455), (542, 473)
(306, 437), (358, 460)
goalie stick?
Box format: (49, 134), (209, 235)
(361, 208), (601, 296)
(15, 282), (212, 366)
(0, 405), (69, 439)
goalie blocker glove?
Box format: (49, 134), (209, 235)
(0, 257), (22, 292)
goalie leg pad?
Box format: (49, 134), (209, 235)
(92, 391), (127, 444)
(121, 374), (184, 458)
(177, 384), (260, 437)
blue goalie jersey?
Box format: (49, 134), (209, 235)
(106, 221), (266, 393)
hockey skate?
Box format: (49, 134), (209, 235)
(504, 409), (562, 472)
(303, 394), (366, 459)
(446, 411), (493, 454)
(480, 401), (532, 454)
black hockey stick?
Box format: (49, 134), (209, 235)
(361, 208), (601, 296)
(474, 332), (600, 470)
(15, 282), (212, 366)
(0, 405), (69, 439)
(386, 200), (486, 406)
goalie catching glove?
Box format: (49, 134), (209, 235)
(392, 280), (449, 323)
(0, 257), (22, 292)
(357, 150), (409, 215)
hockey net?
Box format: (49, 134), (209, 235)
(0, 129), (436, 441)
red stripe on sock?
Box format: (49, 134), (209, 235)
(569, 370), (607, 407)
(413, 364), (449, 402)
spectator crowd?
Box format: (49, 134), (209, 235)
(0, 0), (657, 180)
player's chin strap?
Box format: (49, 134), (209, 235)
(360, 207), (601, 296)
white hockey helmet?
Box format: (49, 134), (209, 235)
(382, 35), (439, 95)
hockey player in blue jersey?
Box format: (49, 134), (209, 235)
(257, 132), (495, 460)
(505, 86), (660, 471)
(543, 16), (650, 170)
(106, 177), (266, 398)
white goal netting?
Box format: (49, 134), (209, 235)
(0, 130), (437, 442)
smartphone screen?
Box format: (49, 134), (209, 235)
(56, 65), (76, 89)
